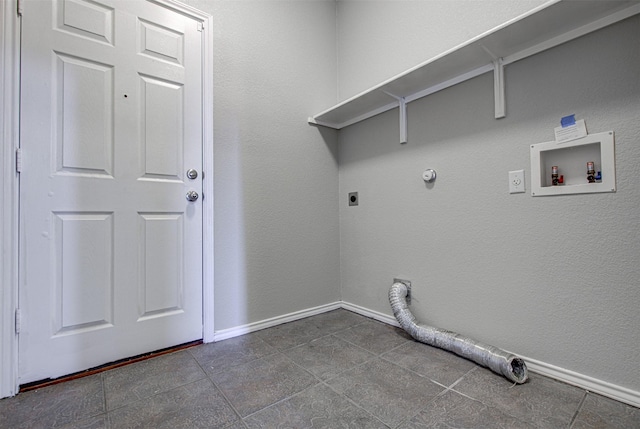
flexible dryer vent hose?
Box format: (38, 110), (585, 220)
(389, 282), (528, 384)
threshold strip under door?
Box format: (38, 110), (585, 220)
(19, 339), (203, 393)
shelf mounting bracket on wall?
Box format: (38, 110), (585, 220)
(482, 44), (505, 120)
(493, 58), (506, 119)
(398, 97), (407, 144)
(383, 91), (407, 144)
(308, 1), (640, 142)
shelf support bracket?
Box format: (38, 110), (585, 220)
(493, 58), (506, 119)
(398, 97), (407, 144)
(383, 91), (408, 144)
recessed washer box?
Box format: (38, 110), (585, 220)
(530, 131), (616, 197)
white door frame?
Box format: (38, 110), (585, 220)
(0, 0), (215, 398)
(1, 0), (21, 400)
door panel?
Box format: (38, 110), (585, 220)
(20, 0), (203, 383)
(55, 0), (115, 45)
(54, 212), (114, 334)
(138, 212), (183, 318)
(139, 18), (183, 64)
(140, 76), (183, 179)
(56, 54), (114, 176)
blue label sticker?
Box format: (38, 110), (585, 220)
(561, 114), (576, 128)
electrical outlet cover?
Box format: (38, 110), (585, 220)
(509, 170), (525, 193)
(348, 192), (358, 206)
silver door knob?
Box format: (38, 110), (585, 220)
(186, 190), (199, 202)
(186, 169), (198, 180)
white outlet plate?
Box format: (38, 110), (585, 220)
(509, 170), (525, 193)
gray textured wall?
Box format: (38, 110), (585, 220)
(183, 0), (341, 331)
(338, 14), (640, 393)
(337, 0), (547, 100)
(177, 0), (639, 395)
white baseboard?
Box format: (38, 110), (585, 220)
(340, 301), (400, 327)
(212, 301), (342, 342)
(522, 355), (640, 408)
(212, 300), (640, 409)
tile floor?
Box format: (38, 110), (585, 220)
(1, 309), (639, 428)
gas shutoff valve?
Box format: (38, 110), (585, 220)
(422, 169), (436, 183)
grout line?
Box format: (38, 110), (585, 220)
(378, 339), (413, 357)
(449, 366), (477, 390)
(249, 319), (406, 427)
(568, 390), (589, 428)
(191, 336), (279, 378)
(104, 351), (211, 412)
(393, 393), (441, 429)
(100, 372), (108, 419)
(278, 350), (326, 385)
(204, 312), (385, 421)
(63, 375), (111, 428)
(196, 355), (247, 424)
(379, 353), (449, 390)
(391, 367), (475, 429)
(446, 367), (488, 402)
(105, 375), (210, 416)
(434, 368), (478, 406)
(240, 379), (323, 421)
(205, 349), (328, 422)
(321, 379), (392, 429)
(381, 356), (465, 428)
(332, 321), (411, 359)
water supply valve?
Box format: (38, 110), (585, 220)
(551, 166), (564, 186)
(422, 169), (436, 183)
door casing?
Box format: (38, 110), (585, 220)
(0, 0), (21, 400)
(0, 0), (214, 398)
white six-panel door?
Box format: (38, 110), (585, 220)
(19, 0), (203, 383)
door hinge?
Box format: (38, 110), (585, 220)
(15, 309), (21, 334)
(197, 22), (204, 32)
(17, 0), (23, 16)
(15, 148), (22, 173)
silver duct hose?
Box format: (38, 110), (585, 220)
(389, 282), (528, 384)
